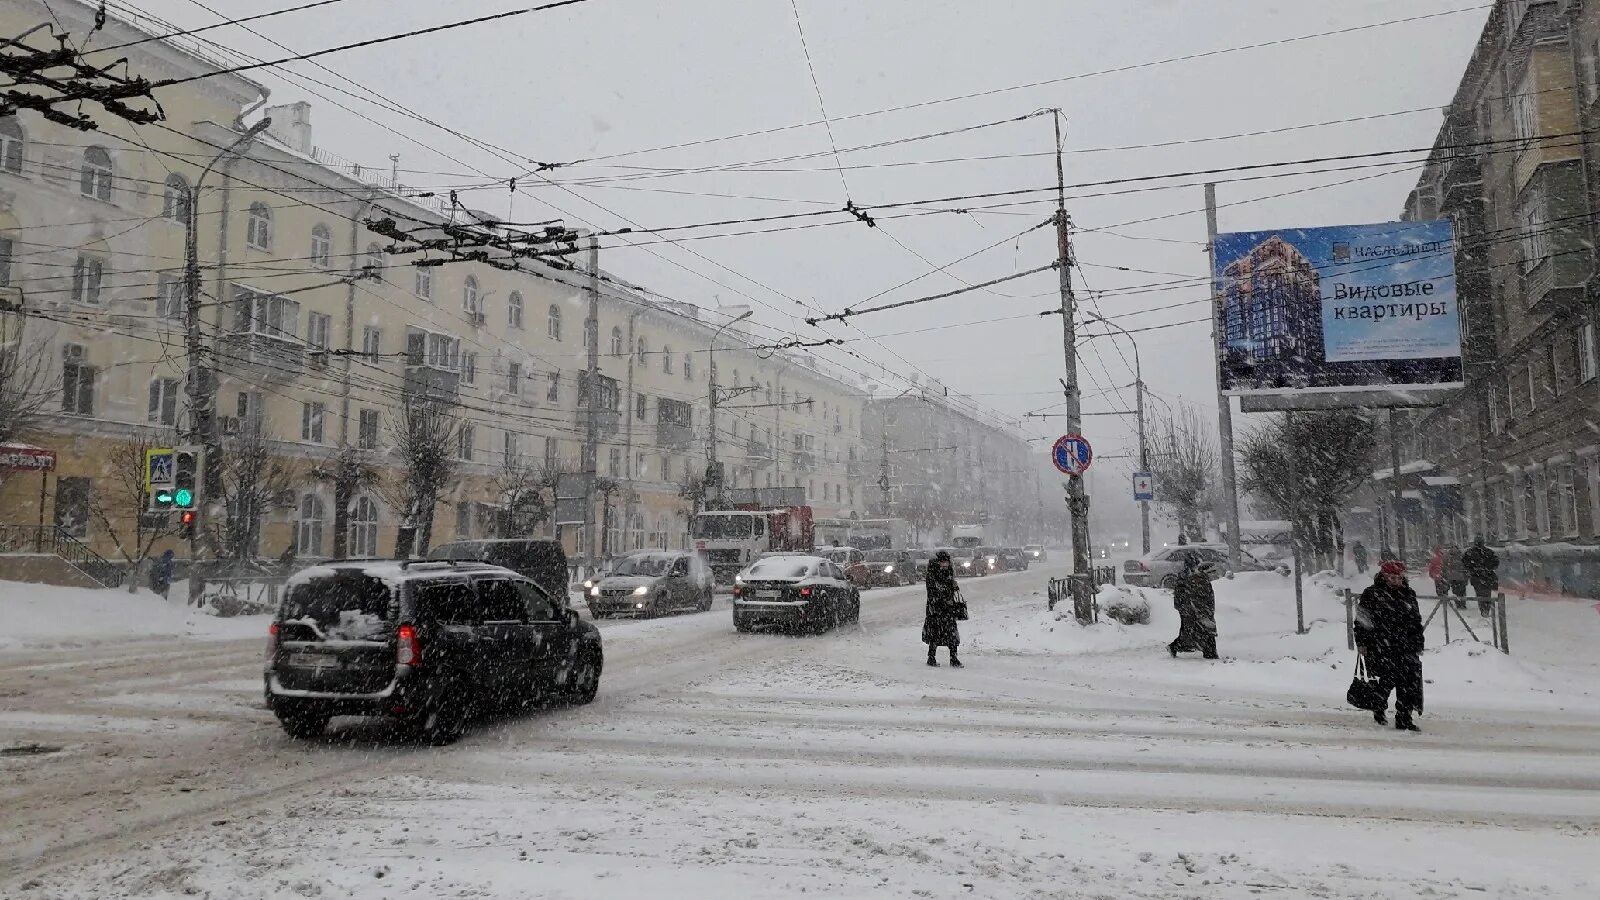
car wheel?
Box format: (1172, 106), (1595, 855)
(734, 619), (752, 634)
(408, 685), (469, 745)
(698, 586), (714, 612)
(1160, 574), (1179, 590)
(275, 702), (329, 739)
(565, 648), (601, 705)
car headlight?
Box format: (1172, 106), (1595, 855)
(583, 579), (594, 590)
(632, 585), (649, 596)
(962, 560), (971, 568)
(734, 574), (743, 584)
(589, 586), (600, 597)
(883, 565), (894, 574)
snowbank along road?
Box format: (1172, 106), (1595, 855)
(3, 563), (1600, 897)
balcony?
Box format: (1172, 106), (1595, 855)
(1439, 152), (1481, 206)
(747, 441), (772, 461)
(219, 332), (304, 383)
(657, 422), (695, 450)
(793, 450), (816, 471)
(403, 363), (459, 401)
(586, 407), (622, 438)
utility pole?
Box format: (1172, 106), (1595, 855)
(879, 423), (890, 514)
(1086, 311), (1149, 556)
(1204, 183), (1242, 571)
(580, 234), (600, 573)
(1389, 408), (1406, 561)
(184, 118), (268, 603)
(1052, 109), (1092, 605)
(707, 309), (753, 509)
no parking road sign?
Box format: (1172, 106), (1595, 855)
(1052, 434), (1092, 476)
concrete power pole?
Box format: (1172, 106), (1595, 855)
(1052, 110), (1092, 604)
(581, 235), (601, 572)
(706, 309), (752, 509)
(1204, 184), (1242, 571)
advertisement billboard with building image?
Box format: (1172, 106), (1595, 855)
(1214, 220), (1462, 397)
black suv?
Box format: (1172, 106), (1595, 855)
(427, 539), (571, 603)
(264, 560), (603, 744)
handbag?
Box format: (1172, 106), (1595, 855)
(1345, 653), (1386, 712)
(951, 588), (969, 621)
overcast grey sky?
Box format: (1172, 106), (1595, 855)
(125, 0), (1489, 521)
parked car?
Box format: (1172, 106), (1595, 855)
(995, 547), (1029, 572)
(1024, 544), (1047, 563)
(264, 559), (603, 744)
(943, 546), (987, 578)
(427, 539), (570, 603)
(818, 546), (871, 588)
(731, 554), (861, 634)
(905, 548), (933, 580)
(587, 550), (714, 618)
(862, 549), (914, 587)
(1123, 544), (1272, 588)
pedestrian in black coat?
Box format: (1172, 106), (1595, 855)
(923, 551), (962, 667)
(1168, 552), (1218, 659)
(1355, 560), (1426, 732)
(1351, 541), (1368, 575)
(1463, 538), (1500, 617)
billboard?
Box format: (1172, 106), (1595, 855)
(1213, 220), (1462, 395)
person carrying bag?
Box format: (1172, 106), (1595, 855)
(923, 551), (964, 668)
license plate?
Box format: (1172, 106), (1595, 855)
(288, 652), (339, 670)
(754, 590), (782, 599)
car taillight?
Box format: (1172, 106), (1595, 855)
(265, 622), (279, 662)
(798, 586), (813, 598)
(732, 585), (744, 598)
(1138, 561), (1148, 571)
(397, 624), (422, 667)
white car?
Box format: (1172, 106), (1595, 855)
(1122, 544), (1273, 588)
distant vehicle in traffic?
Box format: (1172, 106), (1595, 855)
(264, 559), (602, 744)
(1024, 544), (1047, 562)
(586, 550), (714, 618)
(1123, 544), (1277, 588)
(942, 546), (987, 577)
(904, 548), (934, 580)
(862, 548), (914, 587)
(732, 554), (860, 633)
(994, 547), (1029, 572)
(817, 546), (871, 588)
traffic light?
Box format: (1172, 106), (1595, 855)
(179, 509), (196, 539)
(172, 447), (200, 511)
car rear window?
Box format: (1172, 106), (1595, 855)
(280, 572), (393, 641)
(614, 553), (675, 576)
(864, 551), (898, 562)
(745, 558), (816, 579)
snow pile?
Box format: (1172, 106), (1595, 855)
(966, 587), (1177, 656)
(1099, 584), (1151, 625)
(0, 580), (269, 652)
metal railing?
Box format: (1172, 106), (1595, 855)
(1343, 589), (1510, 654)
(0, 524), (125, 588)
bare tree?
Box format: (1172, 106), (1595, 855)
(87, 431), (180, 592)
(1240, 411), (1376, 569)
(1147, 404), (1220, 541)
(0, 309), (54, 450)
(491, 456), (554, 537)
(213, 424), (298, 564)
(312, 446), (380, 559)
(385, 399), (458, 557)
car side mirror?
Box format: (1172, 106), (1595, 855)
(565, 608), (582, 629)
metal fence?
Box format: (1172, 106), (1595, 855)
(1343, 589), (1510, 654)
(0, 524), (124, 588)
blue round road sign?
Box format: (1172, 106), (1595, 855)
(1052, 434), (1093, 476)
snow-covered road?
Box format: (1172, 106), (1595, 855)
(4, 565), (1599, 898)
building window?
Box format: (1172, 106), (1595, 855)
(1583, 321), (1598, 383)
(156, 274), (184, 321)
(415, 264), (432, 299)
(508, 361), (521, 395)
(361, 326), (382, 361)
(71, 255), (103, 304)
(683, 352), (692, 380)
(80, 146), (113, 201)
(463, 276), (480, 318)
(544, 436), (558, 470)
(1511, 63), (1537, 142)
(1558, 463), (1579, 537)
(637, 337), (647, 364)
(609, 326), (623, 357)
(608, 447), (622, 476)
(357, 409), (380, 450)
(461, 351), (477, 385)
(296, 494), (325, 558)
(635, 392), (648, 421)
(1488, 383), (1502, 435)
(310, 224), (331, 268)
(237, 391), (262, 432)
(504, 431), (521, 467)
(301, 401), (325, 442)
(349, 496), (379, 557)
(147, 378), (179, 426)
(547, 304), (562, 341)
(0, 117), (23, 174)
(1519, 187), (1549, 274)
(508, 291), (524, 329)
(458, 424), (475, 461)
(547, 370), (560, 402)
(161, 174), (190, 223)
(364, 243), (383, 279)
(245, 203), (272, 251)
(307, 312), (332, 353)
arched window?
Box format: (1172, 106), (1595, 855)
(296, 494), (325, 558)
(364, 243), (383, 279)
(349, 495), (379, 558)
(0, 118), (24, 174)
(609, 326), (623, 357)
(508, 291), (524, 328)
(245, 202), (272, 250)
(462, 276), (480, 317)
(309, 224), (331, 268)
(161, 174), (190, 223)
(547, 304), (562, 341)
(662, 345), (673, 374)
(80, 146), (113, 201)
(637, 337), (647, 364)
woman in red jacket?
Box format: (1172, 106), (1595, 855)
(1427, 545), (1446, 598)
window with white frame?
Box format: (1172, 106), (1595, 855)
(361, 326), (382, 361)
(236, 390), (262, 433)
(1535, 468), (1552, 538)
(1488, 383), (1502, 434)
(662, 345), (673, 374)
(310, 224), (331, 268)
(508, 361), (521, 395)
(0, 117), (23, 174)
(0, 235), (11, 287)
(364, 243), (383, 279)
(358, 408), (380, 450)
(415, 263), (432, 299)
(162, 174), (190, 223)
(458, 424), (475, 461)
(349, 496), (379, 557)
(461, 351), (477, 385)
(232, 286), (300, 340)
(1511, 64), (1538, 145)
(1519, 184), (1549, 272)
(1583, 321), (1598, 382)
(80, 146), (113, 201)
(547, 370), (559, 402)
(147, 378), (179, 426)
(637, 337), (647, 363)
(504, 431), (521, 467)
(508, 291), (524, 329)
(1589, 455), (1600, 537)
(296, 494), (325, 557)
(156, 274), (184, 321)
(1558, 462), (1579, 536)
(544, 436), (558, 470)
(463, 276), (480, 318)
(307, 312), (332, 354)
(71, 255), (103, 304)
(609, 326), (623, 357)
(405, 329), (460, 370)
(683, 352), (692, 380)
(245, 203), (272, 251)
(301, 401), (325, 443)
(547, 304), (562, 341)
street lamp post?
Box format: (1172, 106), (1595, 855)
(706, 309), (753, 508)
(1087, 312), (1149, 555)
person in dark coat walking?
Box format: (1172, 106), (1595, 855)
(1351, 540), (1368, 575)
(1462, 538), (1500, 617)
(1168, 552), (1218, 659)
(1441, 544), (1469, 609)
(923, 550), (963, 667)
(148, 549), (175, 600)
(1354, 560), (1425, 732)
